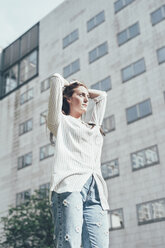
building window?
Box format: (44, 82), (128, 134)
(1, 23), (39, 99)
(131, 145), (159, 171)
(3, 64), (18, 94)
(63, 59), (80, 78)
(108, 208), (124, 230)
(20, 88), (33, 105)
(126, 99), (152, 124)
(91, 76), (111, 91)
(101, 159), (119, 179)
(137, 198), (165, 225)
(63, 29), (79, 48)
(16, 190), (31, 206)
(87, 10), (105, 32)
(19, 119), (33, 135)
(39, 183), (50, 198)
(18, 152), (32, 170)
(114, 0), (135, 13)
(122, 58), (146, 82)
(117, 22), (140, 46)
(102, 115), (115, 133)
(151, 5), (165, 26)
(157, 46), (165, 64)
(40, 144), (54, 160)
(19, 50), (37, 84)
(89, 42), (108, 64)
(41, 78), (50, 92)
(40, 110), (48, 125)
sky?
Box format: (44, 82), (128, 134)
(0, 0), (65, 49)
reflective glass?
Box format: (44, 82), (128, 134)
(4, 65), (18, 93)
(89, 48), (97, 63)
(129, 22), (139, 39)
(114, 0), (123, 13)
(96, 11), (105, 25)
(109, 209), (124, 229)
(157, 46), (165, 64)
(126, 105), (138, 123)
(20, 50), (37, 84)
(134, 59), (145, 76)
(101, 77), (111, 91)
(122, 65), (134, 82)
(131, 151), (145, 169)
(98, 42), (108, 57)
(151, 8), (163, 25)
(118, 30), (128, 45)
(139, 99), (151, 118)
(145, 146), (158, 165)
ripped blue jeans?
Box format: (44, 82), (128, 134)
(50, 175), (109, 248)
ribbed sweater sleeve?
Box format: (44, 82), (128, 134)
(90, 91), (107, 126)
(47, 73), (68, 137)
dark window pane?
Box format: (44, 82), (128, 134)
(151, 8), (163, 25)
(125, 0), (134, 5)
(101, 77), (111, 91)
(63, 65), (70, 78)
(71, 29), (78, 41)
(157, 46), (165, 64)
(20, 50), (37, 84)
(139, 100), (151, 118)
(98, 42), (108, 57)
(134, 59), (145, 76)
(91, 82), (100, 90)
(4, 65), (18, 94)
(89, 48), (97, 63)
(72, 59), (80, 73)
(122, 65), (133, 82)
(63, 36), (69, 48)
(118, 30), (128, 45)
(114, 0), (123, 13)
(20, 24), (38, 57)
(129, 22), (139, 39)
(127, 105), (138, 123)
(87, 18), (95, 31)
(96, 11), (105, 25)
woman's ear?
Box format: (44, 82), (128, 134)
(66, 97), (71, 104)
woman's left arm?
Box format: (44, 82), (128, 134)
(88, 88), (107, 126)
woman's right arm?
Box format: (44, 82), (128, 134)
(47, 73), (69, 137)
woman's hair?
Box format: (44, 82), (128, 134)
(50, 80), (105, 145)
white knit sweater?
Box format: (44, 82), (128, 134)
(47, 73), (110, 210)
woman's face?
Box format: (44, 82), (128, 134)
(67, 86), (89, 117)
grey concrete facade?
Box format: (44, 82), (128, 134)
(0, 0), (165, 247)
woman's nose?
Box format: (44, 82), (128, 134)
(84, 97), (88, 103)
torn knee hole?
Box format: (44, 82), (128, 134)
(63, 199), (69, 206)
(94, 222), (101, 227)
(75, 226), (80, 233)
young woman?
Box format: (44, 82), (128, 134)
(47, 73), (110, 248)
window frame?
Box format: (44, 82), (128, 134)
(136, 198), (165, 225)
(89, 41), (108, 64)
(87, 10), (105, 32)
(126, 98), (152, 124)
(122, 58), (146, 83)
(101, 158), (119, 180)
(108, 208), (124, 231)
(114, 0), (135, 14)
(130, 144), (159, 171)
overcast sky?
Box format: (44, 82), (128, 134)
(0, 0), (65, 49)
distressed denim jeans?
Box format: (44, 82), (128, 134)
(50, 175), (109, 248)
